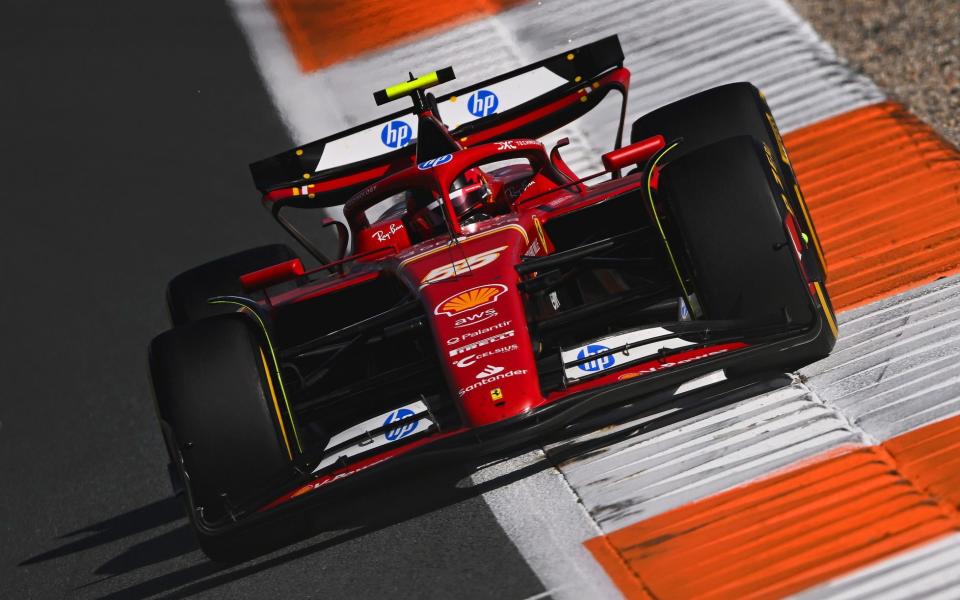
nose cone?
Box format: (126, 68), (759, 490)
(400, 224), (543, 426)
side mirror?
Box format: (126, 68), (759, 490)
(601, 135), (666, 172)
(240, 258), (305, 292)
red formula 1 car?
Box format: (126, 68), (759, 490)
(150, 36), (836, 559)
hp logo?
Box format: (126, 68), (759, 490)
(380, 120), (413, 149)
(417, 153), (453, 170)
(383, 408), (418, 441)
(468, 90), (499, 117)
(576, 344), (615, 372)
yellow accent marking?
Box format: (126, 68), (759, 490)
(763, 144), (783, 190)
(814, 281), (838, 338)
(295, 149), (303, 156)
(260, 347), (293, 460)
(450, 95), (457, 102)
(460, 136), (468, 143)
(646, 142), (692, 304)
(566, 53), (575, 60)
(781, 193), (795, 216)
(490, 388), (503, 401)
(533, 215), (548, 251)
(592, 82), (599, 89)
(292, 187), (300, 196)
(303, 173), (311, 180)
(385, 71), (439, 99)
(308, 193), (315, 199)
(398, 224), (528, 269)
(580, 96), (588, 103)
(574, 75), (582, 83)
(766, 112), (790, 165)
(208, 300), (302, 451)
(795, 183), (827, 272)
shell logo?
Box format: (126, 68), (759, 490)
(434, 284), (508, 316)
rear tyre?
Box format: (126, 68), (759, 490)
(167, 244), (298, 326)
(150, 313), (295, 560)
(631, 82), (826, 281)
(659, 136), (836, 368)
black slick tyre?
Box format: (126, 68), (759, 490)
(150, 313), (295, 560)
(167, 244), (298, 326)
(631, 82), (826, 281)
(659, 135), (836, 368)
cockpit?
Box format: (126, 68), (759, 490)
(343, 140), (569, 255)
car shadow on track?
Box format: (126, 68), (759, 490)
(18, 497), (190, 572)
(73, 455), (556, 599)
(22, 373), (793, 599)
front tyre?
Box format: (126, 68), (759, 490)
(150, 313), (296, 560)
(659, 136), (836, 370)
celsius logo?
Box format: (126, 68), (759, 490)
(381, 120), (413, 149)
(417, 154), (453, 170)
(468, 90), (499, 117)
(383, 408), (418, 441)
(577, 344), (615, 372)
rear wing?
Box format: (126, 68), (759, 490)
(250, 35), (628, 209)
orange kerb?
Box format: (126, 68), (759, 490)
(784, 102), (960, 311)
(586, 414), (960, 599)
(271, 0), (527, 72)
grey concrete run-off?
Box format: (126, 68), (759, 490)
(790, 0), (960, 147)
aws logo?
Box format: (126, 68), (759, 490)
(453, 308), (498, 328)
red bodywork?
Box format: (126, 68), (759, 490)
(250, 134), (734, 510)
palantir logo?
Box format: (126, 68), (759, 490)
(468, 90), (499, 117)
(576, 344), (615, 372)
(380, 120), (413, 149)
(383, 408), (418, 441)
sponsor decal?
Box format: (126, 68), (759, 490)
(313, 401), (432, 473)
(307, 457), (391, 493)
(446, 320), (511, 346)
(468, 89), (499, 117)
(524, 239), (541, 257)
(417, 153), (452, 170)
(453, 343), (519, 368)
(490, 388), (504, 402)
(475, 364), (504, 378)
(495, 139), (540, 151)
(449, 330), (515, 356)
(616, 346), (741, 380)
(421, 246), (508, 285)
(453, 308), (498, 328)
(548, 291), (561, 310)
(380, 120), (413, 149)
(435, 284), (507, 316)
(371, 222), (404, 242)
(678, 296), (691, 322)
(576, 344), (615, 373)
(383, 408), (418, 441)
(562, 326), (694, 381)
(459, 368), (528, 397)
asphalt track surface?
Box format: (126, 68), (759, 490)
(0, 2), (545, 598)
